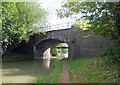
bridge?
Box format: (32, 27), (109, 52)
(14, 22), (115, 60)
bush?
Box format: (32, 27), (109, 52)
(101, 46), (120, 64)
(50, 47), (58, 56)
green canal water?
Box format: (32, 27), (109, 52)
(1, 60), (51, 83)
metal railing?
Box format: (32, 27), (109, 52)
(46, 21), (74, 31)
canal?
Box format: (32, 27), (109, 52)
(1, 43), (68, 83)
(2, 59), (51, 83)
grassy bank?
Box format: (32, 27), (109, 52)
(68, 57), (119, 83)
(36, 60), (62, 83)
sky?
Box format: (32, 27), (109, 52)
(38, 0), (75, 30)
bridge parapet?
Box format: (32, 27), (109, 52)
(46, 22), (74, 31)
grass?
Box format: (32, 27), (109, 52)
(36, 59), (62, 83)
(67, 57), (120, 84)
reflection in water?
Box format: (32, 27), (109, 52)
(43, 48), (51, 69)
(2, 60), (51, 83)
(43, 59), (50, 69)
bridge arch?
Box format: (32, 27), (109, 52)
(34, 39), (69, 59)
(13, 27), (114, 60)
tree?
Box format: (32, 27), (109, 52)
(57, 1), (120, 63)
(57, 1), (120, 41)
(2, 2), (47, 52)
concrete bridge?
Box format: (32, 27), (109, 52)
(15, 26), (113, 60)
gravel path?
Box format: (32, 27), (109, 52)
(57, 60), (70, 83)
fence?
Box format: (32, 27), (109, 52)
(46, 21), (74, 31)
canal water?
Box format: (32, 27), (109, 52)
(1, 46), (68, 83)
(2, 60), (51, 83)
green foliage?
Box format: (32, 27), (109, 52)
(50, 43), (68, 57)
(101, 45), (120, 64)
(55, 43), (65, 47)
(57, 1), (120, 66)
(57, 2), (120, 39)
(36, 60), (62, 83)
(68, 57), (120, 83)
(50, 47), (58, 56)
(2, 2), (47, 52)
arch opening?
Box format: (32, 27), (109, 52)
(33, 39), (69, 68)
(50, 43), (68, 59)
(34, 39), (69, 60)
